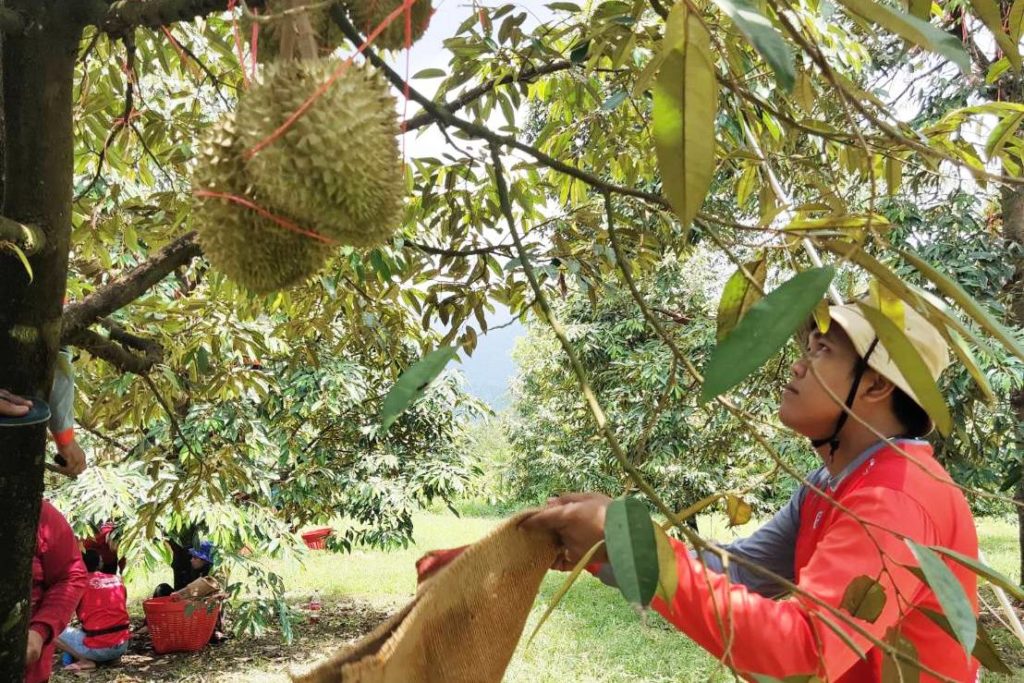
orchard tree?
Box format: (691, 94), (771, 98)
(2, 0), (1024, 678)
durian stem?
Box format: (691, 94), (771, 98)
(0, 216), (44, 255)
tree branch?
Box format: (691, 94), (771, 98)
(329, 7), (669, 208)
(65, 326), (163, 374)
(98, 0), (265, 36)
(61, 231), (202, 339)
(0, 216), (44, 255)
(404, 60), (576, 132)
(406, 240), (513, 257)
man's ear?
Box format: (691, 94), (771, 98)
(860, 369), (896, 404)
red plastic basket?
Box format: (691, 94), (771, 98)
(301, 527), (333, 550)
(143, 596), (221, 654)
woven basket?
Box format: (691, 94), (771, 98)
(143, 596), (221, 654)
(301, 527), (333, 550)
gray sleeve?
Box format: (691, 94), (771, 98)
(694, 477), (821, 598)
(593, 472), (826, 597)
(48, 350), (75, 437)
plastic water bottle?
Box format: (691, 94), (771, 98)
(61, 652), (74, 667)
(307, 590), (322, 624)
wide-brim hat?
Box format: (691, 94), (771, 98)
(826, 297), (950, 432)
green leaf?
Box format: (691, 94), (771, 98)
(856, 303), (951, 436)
(985, 111), (1024, 161)
(702, 267), (835, 401)
(380, 347), (458, 431)
(1010, 0), (1024, 43)
(411, 68), (446, 79)
(907, 0), (931, 20)
(840, 575), (887, 623)
(885, 156), (902, 195)
(652, 522), (678, 603)
(602, 90), (628, 111)
(968, 0), (1021, 71)
(725, 494), (752, 526)
(899, 249), (1024, 364)
(906, 540), (976, 657)
(835, 0), (970, 72)
(750, 675), (816, 683)
(881, 627), (921, 683)
(928, 545), (1024, 601)
(709, 0), (795, 90)
(919, 607), (1011, 674)
(716, 257), (767, 342)
(605, 497), (659, 607)
(653, 3), (719, 234)
(525, 540), (605, 647)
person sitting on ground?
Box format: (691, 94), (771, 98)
(153, 539), (215, 597)
(56, 549), (130, 673)
(26, 500), (88, 683)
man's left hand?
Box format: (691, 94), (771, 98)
(521, 492), (612, 570)
(54, 439), (87, 477)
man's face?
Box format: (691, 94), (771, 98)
(779, 324), (865, 440)
(190, 556), (206, 570)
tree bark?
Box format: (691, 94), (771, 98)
(0, 2), (81, 676)
(1000, 183), (1024, 584)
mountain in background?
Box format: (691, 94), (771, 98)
(455, 305), (522, 411)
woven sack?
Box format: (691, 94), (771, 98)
(293, 511), (558, 683)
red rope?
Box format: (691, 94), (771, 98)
(194, 189), (337, 245)
(245, 0), (422, 159)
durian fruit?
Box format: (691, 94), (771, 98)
(345, 0), (432, 50)
(245, 0), (344, 63)
(192, 115), (331, 294)
(236, 58), (405, 249)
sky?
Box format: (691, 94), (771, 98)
(378, 4), (558, 409)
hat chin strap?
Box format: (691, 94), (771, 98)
(810, 338), (880, 461)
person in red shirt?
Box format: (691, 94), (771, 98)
(26, 500), (88, 683)
(56, 550), (130, 673)
(81, 521), (125, 575)
(524, 298), (980, 681)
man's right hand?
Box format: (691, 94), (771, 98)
(25, 628), (43, 664)
(0, 389), (31, 417)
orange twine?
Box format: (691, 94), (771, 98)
(245, 0), (424, 159)
(194, 189), (337, 245)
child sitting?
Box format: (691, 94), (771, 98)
(57, 549), (130, 673)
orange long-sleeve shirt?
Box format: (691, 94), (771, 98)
(648, 441), (979, 681)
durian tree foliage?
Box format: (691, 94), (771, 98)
(1, 0), (1024, 676)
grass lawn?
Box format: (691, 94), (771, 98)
(54, 509), (1024, 682)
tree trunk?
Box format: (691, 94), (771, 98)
(1000, 183), (1024, 585)
(0, 2), (80, 676)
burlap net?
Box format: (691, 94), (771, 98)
(292, 511), (559, 683)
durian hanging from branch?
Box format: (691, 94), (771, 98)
(245, 0), (433, 62)
(190, 0), (421, 294)
(236, 58), (405, 248)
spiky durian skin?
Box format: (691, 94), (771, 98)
(236, 59), (405, 249)
(345, 0), (432, 50)
(192, 115), (331, 294)
(245, 4), (344, 63)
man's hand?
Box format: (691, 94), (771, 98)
(0, 389), (31, 417)
(54, 439), (87, 477)
(25, 628), (43, 664)
(521, 492), (612, 570)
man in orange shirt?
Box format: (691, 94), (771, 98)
(524, 300), (980, 681)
